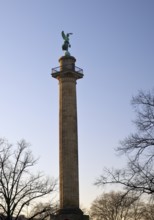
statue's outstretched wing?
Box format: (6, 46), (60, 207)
(61, 31), (66, 40)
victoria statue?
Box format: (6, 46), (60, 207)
(61, 31), (73, 56)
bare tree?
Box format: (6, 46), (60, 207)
(90, 191), (143, 220)
(95, 89), (154, 195)
(29, 202), (59, 220)
(142, 203), (154, 220)
(0, 139), (57, 220)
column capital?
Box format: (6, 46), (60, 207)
(51, 56), (83, 80)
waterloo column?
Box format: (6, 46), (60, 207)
(51, 32), (89, 220)
(52, 55), (83, 213)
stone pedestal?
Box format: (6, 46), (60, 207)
(51, 212), (89, 220)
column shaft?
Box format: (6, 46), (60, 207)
(59, 76), (79, 209)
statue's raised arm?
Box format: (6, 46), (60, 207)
(61, 31), (73, 56)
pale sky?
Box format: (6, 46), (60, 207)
(0, 0), (154, 209)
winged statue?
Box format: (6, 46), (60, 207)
(61, 31), (73, 56)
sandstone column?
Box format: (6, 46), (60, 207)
(52, 56), (83, 213)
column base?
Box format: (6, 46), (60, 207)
(50, 208), (89, 220)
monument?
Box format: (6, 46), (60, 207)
(51, 32), (89, 220)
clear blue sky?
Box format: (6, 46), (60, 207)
(0, 0), (154, 209)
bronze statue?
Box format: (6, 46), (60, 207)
(61, 31), (73, 56)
